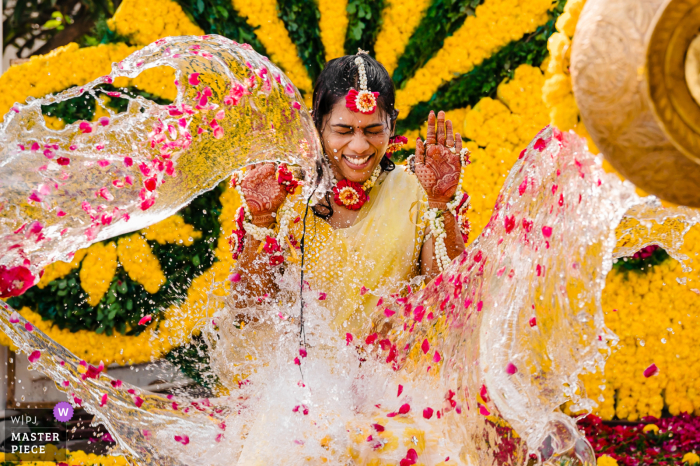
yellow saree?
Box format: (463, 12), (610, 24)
(289, 167), (428, 334)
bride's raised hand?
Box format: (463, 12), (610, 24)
(415, 110), (463, 204)
(241, 163), (287, 226)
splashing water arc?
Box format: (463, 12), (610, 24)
(1, 36), (699, 466)
(0, 34), (326, 297)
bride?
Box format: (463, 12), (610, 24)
(230, 51), (470, 332)
(218, 50), (474, 465)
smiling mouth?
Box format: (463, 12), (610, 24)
(343, 154), (373, 169)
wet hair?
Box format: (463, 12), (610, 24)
(311, 54), (396, 220)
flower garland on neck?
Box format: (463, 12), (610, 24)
(229, 164), (301, 266)
(423, 148), (471, 272)
(331, 164), (382, 210)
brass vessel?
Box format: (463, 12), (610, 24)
(571, 0), (700, 206)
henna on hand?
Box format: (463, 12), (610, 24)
(415, 110), (463, 203)
(241, 163), (287, 225)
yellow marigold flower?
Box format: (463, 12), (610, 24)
(542, 73), (572, 107)
(0, 42), (174, 120)
(402, 427), (426, 454)
(80, 242), (118, 306)
(143, 215), (202, 246)
(557, 0), (586, 37)
(396, 0), (553, 116)
(549, 94), (579, 131)
(214, 185), (241, 265)
(642, 423), (659, 433)
(683, 452), (700, 465)
(108, 0), (203, 45)
(43, 114), (66, 130)
(374, 0), (432, 75)
(1, 178), (241, 364)
(373, 429), (399, 453)
(116, 234), (166, 294)
(546, 33), (570, 76)
(318, 0), (349, 62)
(232, 0), (312, 94)
(597, 455), (618, 466)
(38, 249), (88, 288)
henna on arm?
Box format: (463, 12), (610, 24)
(229, 164), (287, 307)
(416, 111), (466, 281)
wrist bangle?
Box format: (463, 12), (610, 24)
(252, 213), (275, 225)
(228, 168), (298, 267)
(428, 200), (448, 209)
(423, 208), (451, 272)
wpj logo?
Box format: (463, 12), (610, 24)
(0, 406), (69, 462)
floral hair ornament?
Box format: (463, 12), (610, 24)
(385, 135), (408, 156)
(345, 50), (379, 115)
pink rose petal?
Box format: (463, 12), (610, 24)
(79, 121), (92, 134)
(28, 350), (41, 363)
(421, 339), (430, 354)
(138, 315), (152, 325)
(644, 363), (659, 378)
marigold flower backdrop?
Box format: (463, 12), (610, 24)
(2, 0), (700, 463)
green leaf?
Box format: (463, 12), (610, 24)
(42, 19), (63, 30)
(197, 0), (205, 13)
(192, 255), (201, 267)
(216, 6), (229, 19)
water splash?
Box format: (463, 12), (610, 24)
(0, 35), (327, 297)
(1, 37), (698, 466)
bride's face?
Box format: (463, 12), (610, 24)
(320, 100), (391, 184)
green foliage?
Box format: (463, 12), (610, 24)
(165, 333), (219, 387)
(80, 16), (131, 47)
(344, 0), (385, 56)
(41, 84), (171, 124)
(172, 0), (268, 55)
(277, 0), (326, 82)
(391, 0), (483, 88)
(8, 183), (225, 336)
(395, 2), (564, 135)
(614, 246), (670, 273)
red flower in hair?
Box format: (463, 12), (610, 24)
(333, 179), (369, 210)
(345, 89), (379, 114)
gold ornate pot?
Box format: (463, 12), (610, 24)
(571, 0), (700, 206)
